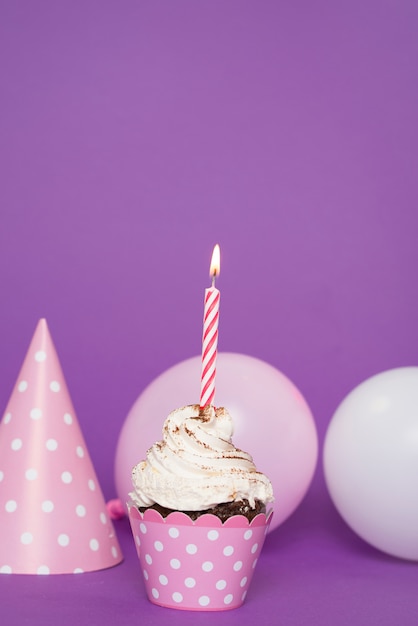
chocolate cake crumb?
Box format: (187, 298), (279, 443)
(138, 499), (266, 522)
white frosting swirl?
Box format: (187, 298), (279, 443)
(130, 404), (274, 511)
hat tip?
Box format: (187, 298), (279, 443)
(36, 318), (49, 331)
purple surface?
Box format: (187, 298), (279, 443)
(1, 1), (417, 624)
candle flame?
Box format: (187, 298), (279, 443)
(209, 244), (220, 279)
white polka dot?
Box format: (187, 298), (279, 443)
(18, 381), (28, 392)
(64, 413), (73, 425)
(3, 412), (11, 424)
(252, 558), (258, 569)
(42, 501), (54, 513)
(0, 566), (12, 574)
(172, 592), (183, 603)
(37, 566), (50, 575)
(199, 596), (210, 607)
(139, 523), (147, 534)
(61, 471), (72, 484)
(207, 530), (219, 541)
(21, 532), (33, 545)
(170, 558), (181, 570)
(186, 543), (197, 554)
(154, 541), (164, 552)
(58, 534), (70, 547)
(184, 577), (196, 588)
(30, 408), (42, 420)
(76, 446), (84, 458)
(100, 512), (107, 524)
(50, 381), (60, 392)
(242, 590), (247, 601)
(224, 594), (234, 605)
(233, 561), (243, 571)
(46, 439), (58, 451)
(0, 471), (4, 482)
(159, 574), (168, 585)
(169, 527), (179, 538)
(90, 539), (99, 551)
(143, 569), (149, 580)
(145, 553), (152, 564)
(76, 505), (86, 517)
(111, 546), (118, 558)
(88, 479), (95, 491)
(73, 568), (84, 574)
(35, 350), (47, 362)
(11, 438), (22, 451)
(202, 561), (213, 572)
(244, 530), (253, 540)
(152, 588), (159, 599)
(251, 542), (259, 554)
(135, 535), (140, 546)
(240, 576), (248, 587)
(25, 469), (38, 481)
(5, 500), (17, 513)
(216, 579), (227, 590)
(223, 545), (234, 556)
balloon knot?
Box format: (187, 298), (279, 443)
(106, 498), (126, 520)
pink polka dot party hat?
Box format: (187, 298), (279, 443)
(0, 319), (123, 575)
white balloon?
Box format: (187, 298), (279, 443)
(323, 367), (418, 560)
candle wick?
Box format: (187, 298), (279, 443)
(211, 271), (217, 288)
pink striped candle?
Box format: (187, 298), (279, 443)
(200, 244), (221, 408)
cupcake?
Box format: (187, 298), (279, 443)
(128, 404), (273, 611)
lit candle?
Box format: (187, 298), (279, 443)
(199, 244), (221, 409)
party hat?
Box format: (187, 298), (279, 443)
(0, 319), (123, 574)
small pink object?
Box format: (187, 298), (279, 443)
(0, 319), (123, 575)
(200, 244), (221, 408)
(128, 504), (272, 611)
(106, 498), (126, 520)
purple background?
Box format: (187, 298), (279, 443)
(1, 1), (417, 624)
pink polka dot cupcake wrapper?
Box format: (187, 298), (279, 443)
(128, 504), (273, 611)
